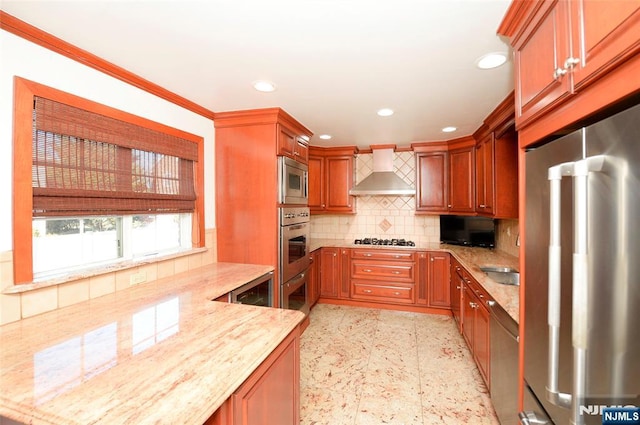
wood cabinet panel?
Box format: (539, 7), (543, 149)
(448, 146), (475, 213)
(351, 249), (415, 262)
(450, 259), (464, 332)
(325, 156), (354, 212)
(415, 151), (448, 212)
(309, 249), (321, 307)
(319, 247), (341, 298)
(475, 133), (495, 215)
(277, 124), (308, 164)
(351, 260), (415, 283)
(474, 299), (491, 389)
(307, 155), (323, 212)
(462, 283), (475, 349)
(571, 1), (640, 90)
(427, 252), (450, 308)
(308, 147), (356, 214)
(351, 281), (415, 304)
(502, 0), (640, 132)
(232, 329), (300, 425)
(515, 0), (571, 125)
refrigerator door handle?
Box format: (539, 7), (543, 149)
(570, 155), (606, 425)
(546, 161), (575, 410)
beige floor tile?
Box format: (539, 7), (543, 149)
(300, 304), (499, 425)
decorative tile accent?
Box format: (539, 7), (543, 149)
(378, 218), (392, 232)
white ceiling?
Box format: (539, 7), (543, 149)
(1, 0), (514, 149)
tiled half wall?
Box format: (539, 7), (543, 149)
(0, 229), (217, 325)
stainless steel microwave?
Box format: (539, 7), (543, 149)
(278, 156), (308, 205)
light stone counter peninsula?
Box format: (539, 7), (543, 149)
(0, 263), (305, 425)
(310, 238), (519, 323)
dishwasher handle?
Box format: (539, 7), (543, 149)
(487, 300), (519, 342)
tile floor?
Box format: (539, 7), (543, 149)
(300, 304), (500, 425)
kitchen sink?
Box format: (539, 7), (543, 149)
(480, 266), (520, 286)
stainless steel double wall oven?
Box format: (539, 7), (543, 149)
(279, 206), (310, 315)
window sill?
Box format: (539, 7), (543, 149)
(3, 247), (209, 295)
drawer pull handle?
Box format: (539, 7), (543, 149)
(391, 271), (401, 274)
(363, 253), (372, 257)
(393, 292), (401, 296)
(363, 289), (373, 293)
(363, 269), (372, 273)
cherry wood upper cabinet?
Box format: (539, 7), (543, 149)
(413, 137), (475, 215)
(308, 146), (356, 214)
(499, 0), (640, 139)
(511, 1), (573, 127)
(448, 143), (475, 214)
(414, 146), (449, 213)
(474, 92), (518, 219)
(569, 1), (640, 91)
(278, 124), (309, 164)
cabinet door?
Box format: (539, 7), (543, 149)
(570, 1), (640, 91)
(450, 263), (463, 332)
(462, 284), (475, 350)
(474, 301), (491, 389)
(514, 0), (572, 126)
(319, 247), (341, 298)
(416, 252), (428, 305)
(427, 252), (450, 308)
(475, 134), (495, 215)
(233, 331), (299, 425)
(294, 138), (309, 164)
(448, 147), (475, 213)
(415, 151), (448, 212)
(340, 249), (351, 299)
(277, 125), (296, 159)
(325, 156), (355, 213)
(309, 250), (321, 307)
(307, 155), (324, 212)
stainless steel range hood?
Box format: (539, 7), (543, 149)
(349, 147), (415, 196)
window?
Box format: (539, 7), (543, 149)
(13, 78), (205, 284)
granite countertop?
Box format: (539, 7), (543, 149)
(0, 263), (305, 425)
(310, 238), (520, 323)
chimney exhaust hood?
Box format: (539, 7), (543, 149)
(349, 147), (415, 196)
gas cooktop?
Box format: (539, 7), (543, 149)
(353, 238), (415, 247)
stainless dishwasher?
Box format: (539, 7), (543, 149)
(487, 300), (519, 425)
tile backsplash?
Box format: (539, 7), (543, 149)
(311, 151), (440, 245)
(311, 151), (520, 257)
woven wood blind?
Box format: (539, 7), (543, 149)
(32, 96), (197, 217)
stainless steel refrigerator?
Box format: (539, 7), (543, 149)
(521, 102), (640, 425)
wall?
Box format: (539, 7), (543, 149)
(0, 30), (217, 324)
(311, 151), (520, 257)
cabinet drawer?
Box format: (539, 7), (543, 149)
(351, 249), (415, 262)
(351, 260), (415, 283)
(351, 281), (415, 304)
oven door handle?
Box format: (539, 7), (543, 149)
(285, 270), (307, 289)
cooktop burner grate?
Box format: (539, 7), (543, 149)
(353, 238), (415, 246)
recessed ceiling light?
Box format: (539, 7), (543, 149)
(476, 52), (508, 70)
(442, 126), (457, 133)
(319, 134), (332, 140)
(253, 81), (276, 92)
(476, 53), (508, 69)
(377, 108), (394, 117)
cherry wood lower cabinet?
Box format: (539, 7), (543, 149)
(206, 327), (300, 425)
(308, 249), (321, 307)
(461, 276), (490, 390)
(318, 247), (350, 299)
(350, 249), (416, 305)
(449, 258), (465, 332)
